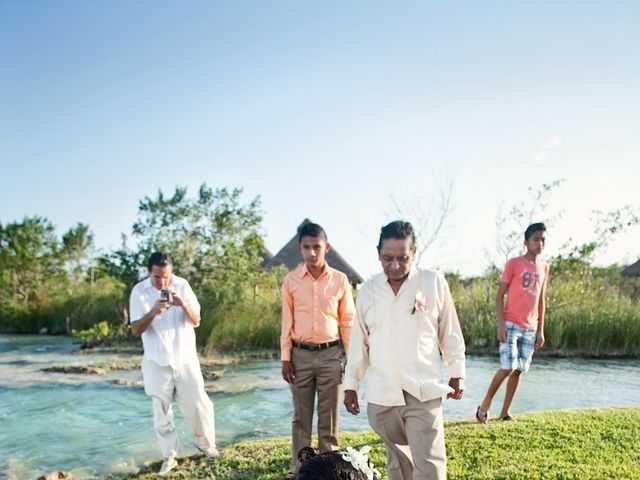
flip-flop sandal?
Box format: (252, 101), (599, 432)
(475, 406), (489, 424)
(501, 415), (516, 421)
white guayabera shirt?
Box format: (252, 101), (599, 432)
(344, 267), (466, 406)
(129, 274), (201, 368)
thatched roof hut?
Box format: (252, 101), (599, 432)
(264, 219), (364, 288)
(622, 259), (640, 276)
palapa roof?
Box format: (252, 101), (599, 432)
(622, 259), (640, 276)
(264, 219), (364, 286)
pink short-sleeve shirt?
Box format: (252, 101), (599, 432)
(501, 256), (550, 329)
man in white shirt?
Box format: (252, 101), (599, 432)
(130, 252), (218, 476)
(343, 221), (466, 480)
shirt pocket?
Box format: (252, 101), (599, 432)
(415, 296), (439, 337)
(321, 282), (342, 314)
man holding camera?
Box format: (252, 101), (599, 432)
(130, 251), (218, 476)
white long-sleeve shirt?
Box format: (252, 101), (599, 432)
(343, 267), (466, 406)
(129, 275), (201, 368)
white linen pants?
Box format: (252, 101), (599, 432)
(368, 392), (446, 480)
(141, 358), (216, 458)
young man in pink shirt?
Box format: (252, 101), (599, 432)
(280, 222), (355, 479)
(476, 223), (549, 423)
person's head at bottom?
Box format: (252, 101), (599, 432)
(296, 447), (381, 480)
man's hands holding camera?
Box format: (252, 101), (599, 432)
(153, 289), (188, 315)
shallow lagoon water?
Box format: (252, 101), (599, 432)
(1, 334), (639, 479)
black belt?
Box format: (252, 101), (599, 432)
(292, 340), (340, 350)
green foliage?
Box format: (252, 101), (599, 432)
(131, 184), (264, 288)
(0, 216), (63, 307)
(61, 276), (129, 332)
(96, 235), (145, 292)
(127, 184), (282, 347)
(72, 320), (113, 344)
(123, 408), (640, 480)
(0, 217), (110, 333)
(61, 222), (95, 286)
(201, 265), (288, 352)
(453, 257), (640, 355)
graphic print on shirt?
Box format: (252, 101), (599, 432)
(520, 270), (541, 294)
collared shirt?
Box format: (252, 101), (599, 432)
(129, 274), (201, 368)
(343, 267), (466, 406)
(280, 263), (355, 361)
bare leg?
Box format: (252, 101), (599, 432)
(500, 370), (522, 417)
(480, 369), (512, 412)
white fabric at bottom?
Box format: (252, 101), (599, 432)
(142, 358), (216, 458)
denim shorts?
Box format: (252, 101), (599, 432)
(499, 321), (536, 372)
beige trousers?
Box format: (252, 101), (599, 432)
(141, 358), (216, 458)
(368, 392), (446, 480)
(289, 345), (343, 472)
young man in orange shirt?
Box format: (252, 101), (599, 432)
(476, 222), (549, 423)
(280, 222), (355, 479)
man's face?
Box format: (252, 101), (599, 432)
(149, 264), (172, 289)
(299, 235), (329, 269)
(525, 230), (546, 256)
(379, 237), (416, 282)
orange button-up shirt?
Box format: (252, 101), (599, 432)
(280, 263), (355, 361)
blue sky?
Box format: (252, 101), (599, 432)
(1, 1), (639, 277)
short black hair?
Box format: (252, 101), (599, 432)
(377, 220), (416, 252)
(296, 448), (378, 480)
(298, 222), (328, 244)
(147, 251), (173, 271)
(524, 222), (546, 241)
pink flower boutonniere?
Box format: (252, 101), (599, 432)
(412, 290), (427, 314)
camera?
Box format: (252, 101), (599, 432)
(160, 289), (171, 302)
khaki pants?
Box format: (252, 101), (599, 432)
(289, 345), (343, 472)
(368, 392), (446, 480)
(142, 358), (216, 458)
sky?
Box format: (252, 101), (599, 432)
(1, 1), (639, 278)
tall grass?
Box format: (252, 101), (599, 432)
(199, 267), (640, 356)
(0, 276), (128, 334)
(450, 267), (640, 356)
(205, 297), (281, 352)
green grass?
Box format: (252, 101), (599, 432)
(122, 408), (640, 480)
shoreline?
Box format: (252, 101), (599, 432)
(3, 332), (637, 360)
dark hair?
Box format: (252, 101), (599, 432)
(296, 448), (376, 480)
(524, 222), (546, 241)
(147, 251), (173, 271)
(377, 220), (416, 252)
(298, 222), (328, 244)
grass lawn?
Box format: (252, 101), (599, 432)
(123, 407), (640, 479)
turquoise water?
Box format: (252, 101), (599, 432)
(1, 334), (639, 479)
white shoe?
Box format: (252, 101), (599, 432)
(201, 447), (220, 459)
(158, 456), (178, 476)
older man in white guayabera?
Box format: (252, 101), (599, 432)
(129, 252), (218, 476)
(344, 221), (466, 480)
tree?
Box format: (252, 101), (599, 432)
(61, 222), (95, 286)
(96, 234), (145, 292)
(126, 184), (275, 346)
(131, 184), (265, 290)
(0, 216), (63, 306)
